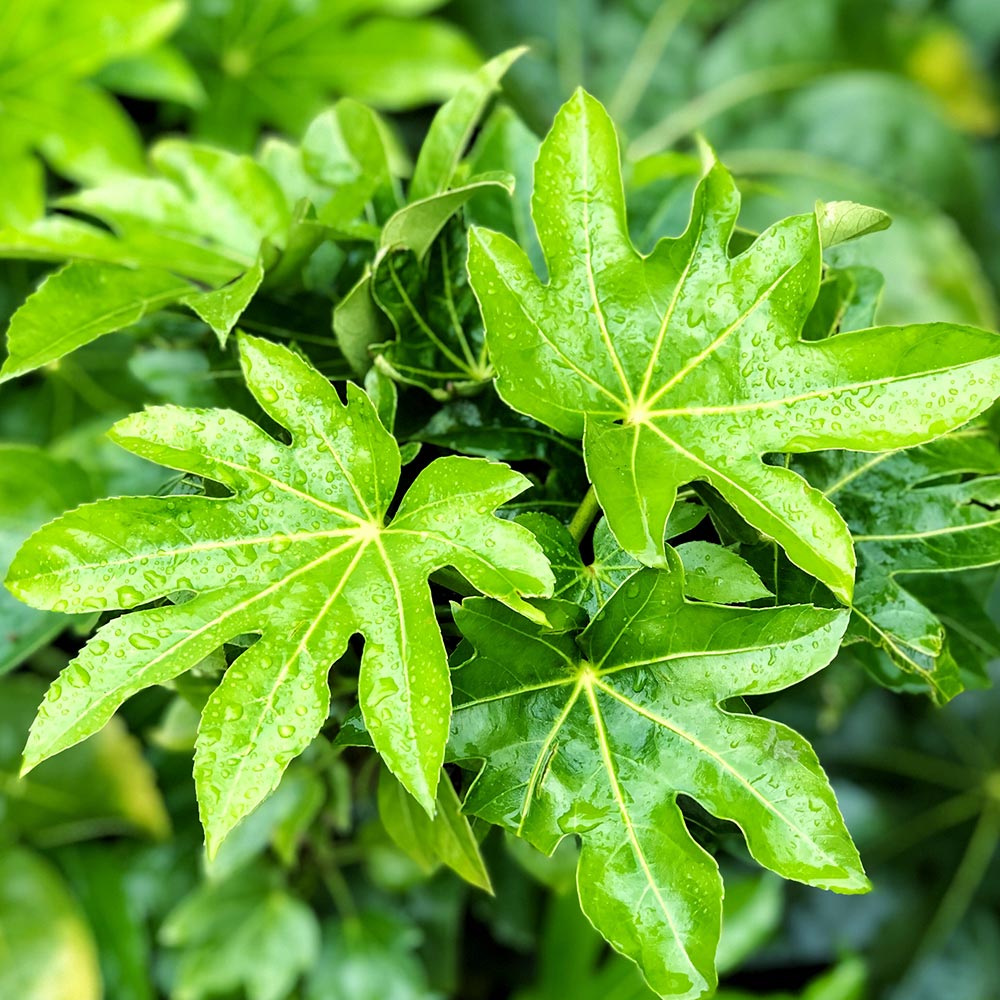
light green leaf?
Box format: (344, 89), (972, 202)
(468, 90), (1000, 603)
(0, 846), (101, 1000)
(816, 200), (892, 248)
(0, 675), (170, 843)
(1, 262), (193, 383)
(674, 541), (772, 603)
(380, 170), (514, 259)
(161, 866), (319, 1000)
(0, 446), (93, 674)
(97, 44), (205, 106)
(302, 99), (400, 231)
(378, 766), (492, 891)
(449, 553), (866, 999)
(409, 47), (525, 203)
(182, 257), (266, 344)
(8, 334), (552, 853)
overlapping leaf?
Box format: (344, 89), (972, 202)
(7, 334), (552, 852)
(0, 141), (292, 379)
(335, 49), (521, 376)
(796, 427), (1000, 702)
(468, 90), (1000, 602)
(449, 553), (866, 999)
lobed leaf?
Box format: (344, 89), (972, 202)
(449, 552), (866, 999)
(468, 90), (1000, 602)
(8, 334), (552, 853)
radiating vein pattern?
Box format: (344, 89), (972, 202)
(8, 334), (553, 852)
(449, 555), (867, 1000)
(468, 89), (1000, 602)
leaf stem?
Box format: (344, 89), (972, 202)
(917, 801), (1000, 953)
(568, 486), (601, 544)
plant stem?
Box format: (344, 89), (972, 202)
(918, 802), (1000, 953)
(568, 486), (601, 543)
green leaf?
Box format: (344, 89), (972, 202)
(304, 912), (438, 1000)
(161, 866), (319, 1000)
(182, 257), (266, 344)
(409, 47), (525, 203)
(797, 427), (1000, 702)
(378, 766), (492, 891)
(1, 263), (193, 383)
(674, 541), (772, 604)
(0, 846), (101, 1000)
(177, 0), (480, 149)
(0, 675), (170, 844)
(372, 218), (492, 397)
(468, 90), (1000, 603)
(816, 200), (892, 248)
(0, 0), (184, 191)
(520, 512), (713, 617)
(302, 100), (400, 231)
(380, 170), (514, 259)
(8, 334), (552, 853)
(0, 446), (93, 674)
(59, 139), (290, 278)
(449, 554), (866, 999)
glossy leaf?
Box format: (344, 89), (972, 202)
(1, 263), (193, 382)
(449, 553), (866, 999)
(468, 90), (1000, 602)
(372, 218), (492, 397)
(797, 427), (1000, 702)
(8, 334), (552, 852)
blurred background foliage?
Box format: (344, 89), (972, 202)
(0, 1), (998, 998)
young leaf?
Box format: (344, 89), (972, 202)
(0, 262), (193, 383)
(449, 553), (865, 999)
(520, 511), (717, 617)
(798, 427), (1000, 702)
(372, 218), (492, 398)
(8, 334), (552, 853)
(408, 47), (526, 203)
(467, 90), (1000, 602)
(377, 767), (492, 892)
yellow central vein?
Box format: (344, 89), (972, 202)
(594, 678), (847, 870)
(644, 259), (799, 409)
(580, 109), (633, 406)
(517, 678), (584, 834)
(583, 679), (696, 973)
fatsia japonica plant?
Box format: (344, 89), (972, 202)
(4, 52), (1000, 1000)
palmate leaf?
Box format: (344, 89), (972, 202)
(796, 427), (1000, 702)
(0, 140), (289, 380)
(449, 553), (866, 999)
(468, 90), (1000, 602)
(7, 334), (552, 853)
